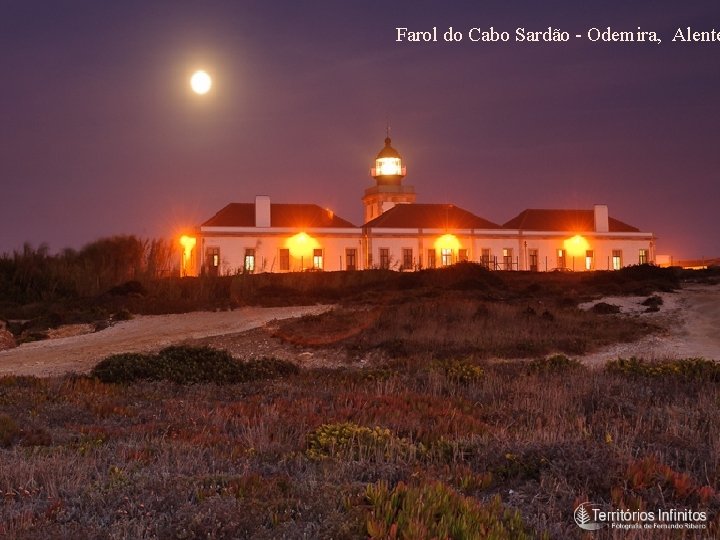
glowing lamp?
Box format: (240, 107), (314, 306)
(434, 234), (460, 251)
(179, 235), (197, 276)
(285, 232), (319, 259)
(563, 235), (589, 257)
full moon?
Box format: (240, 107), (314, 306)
(190, 70), (212, 95)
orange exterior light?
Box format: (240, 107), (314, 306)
(434, 234), (460, 251)
(563, 235), (589, 257)
(285, 232), (319, 259)
(179, 235), (197, 276)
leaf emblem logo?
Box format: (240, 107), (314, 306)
(574, 502), (605, 530)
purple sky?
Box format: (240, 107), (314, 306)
(1, 1), (719, 260)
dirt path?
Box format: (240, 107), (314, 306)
(580, 283), (720, 367)
(0, 305), (331, 377)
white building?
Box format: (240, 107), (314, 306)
(181, 137), (655, 275)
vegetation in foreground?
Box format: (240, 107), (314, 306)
(2, 254), (719, 537)
(272, 295), (654, 359)
(1, 350), (719, 538)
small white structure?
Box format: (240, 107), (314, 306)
(181, 137), (655, 275)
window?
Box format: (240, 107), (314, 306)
(279, 248), (290, 271)
(458, 249), (468, 262)
(313, 248), (323, 270)
(244, 249), (255, 273)
(206, 247), (220, 276)
(639, 249), (649, 265)
(346, 248), (357, 271)
(402, 248), (413, 270)
(427, 249), (436, 268)
(481, 249), (491, 269)
(441, 248), (453, 267)
(612, 250), (622, 270)
(503, 248), (513, 270)
(528, 249), (538, 272)
(557, 249), (566, 269)
(379, 248), (390, 269)
(585, 250), (594, 271)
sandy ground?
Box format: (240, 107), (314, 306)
(579, 283), (720, 367)
(0, 305), (331, 377)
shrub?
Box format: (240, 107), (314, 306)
(621, 455), (716, 506)
(113, 308), (133, 321)
(527, 354), (583, 374)
(592, 302), (621, 314)
(242, 357), (300, 380)
(107, 280), (147, 297)
(155, 346), (246, 385)
(0, 414), (21, 448)
(606, 357), (720, 380)
(438, 359), (484, 384)
(306, 422), (418, 461)
(91, 352), (157, 383)
(91, 346), (298, 384)
(641, 295), (663, 308)
(365, 480), (535, 539)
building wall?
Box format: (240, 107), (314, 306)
(188, 227), (655, 275)
(189, 228), (654, 275)
(197, 229), (363, 275)
(516, 234), (654, 271)
(365, 230), (519, 270)
(355, 230), (653, 272)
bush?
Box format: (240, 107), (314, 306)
(306, 422), (418, 461)
(606, 357), (720, 380)
(641, 295), (663, 308)
(592, 302), (621, 314)
(91, 352), (156, 382)
(0, 414), (21, 448)
(113, 308), (133, 321)
(527, 354), (584, 374)
(365, 480), (535, 539)
(242, 357), (300, 380)
(91, 346), (299, 384)
(107, 280), (147, 297)
(437, 359), (484, 384)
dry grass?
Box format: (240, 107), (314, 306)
(1, 267), (717, 538)
(275, 296), (655, 359)
(1, 358), (719, 538)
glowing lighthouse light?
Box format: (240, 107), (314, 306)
(376, 157), (402, 176)
(371, 137), (406, 180)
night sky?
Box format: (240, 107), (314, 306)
(1, 1), (719, 260)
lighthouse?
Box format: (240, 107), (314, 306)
(362, 136), (416, 223)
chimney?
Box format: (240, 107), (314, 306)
(593, 204), (609, 233)
(255, 195), (271, 228)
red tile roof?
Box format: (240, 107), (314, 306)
(364, 203), (501, 229)
(201, 203), (356, 228)
(502, 209), (640, 232)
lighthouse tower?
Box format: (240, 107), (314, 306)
(362, 136), (416, 223)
